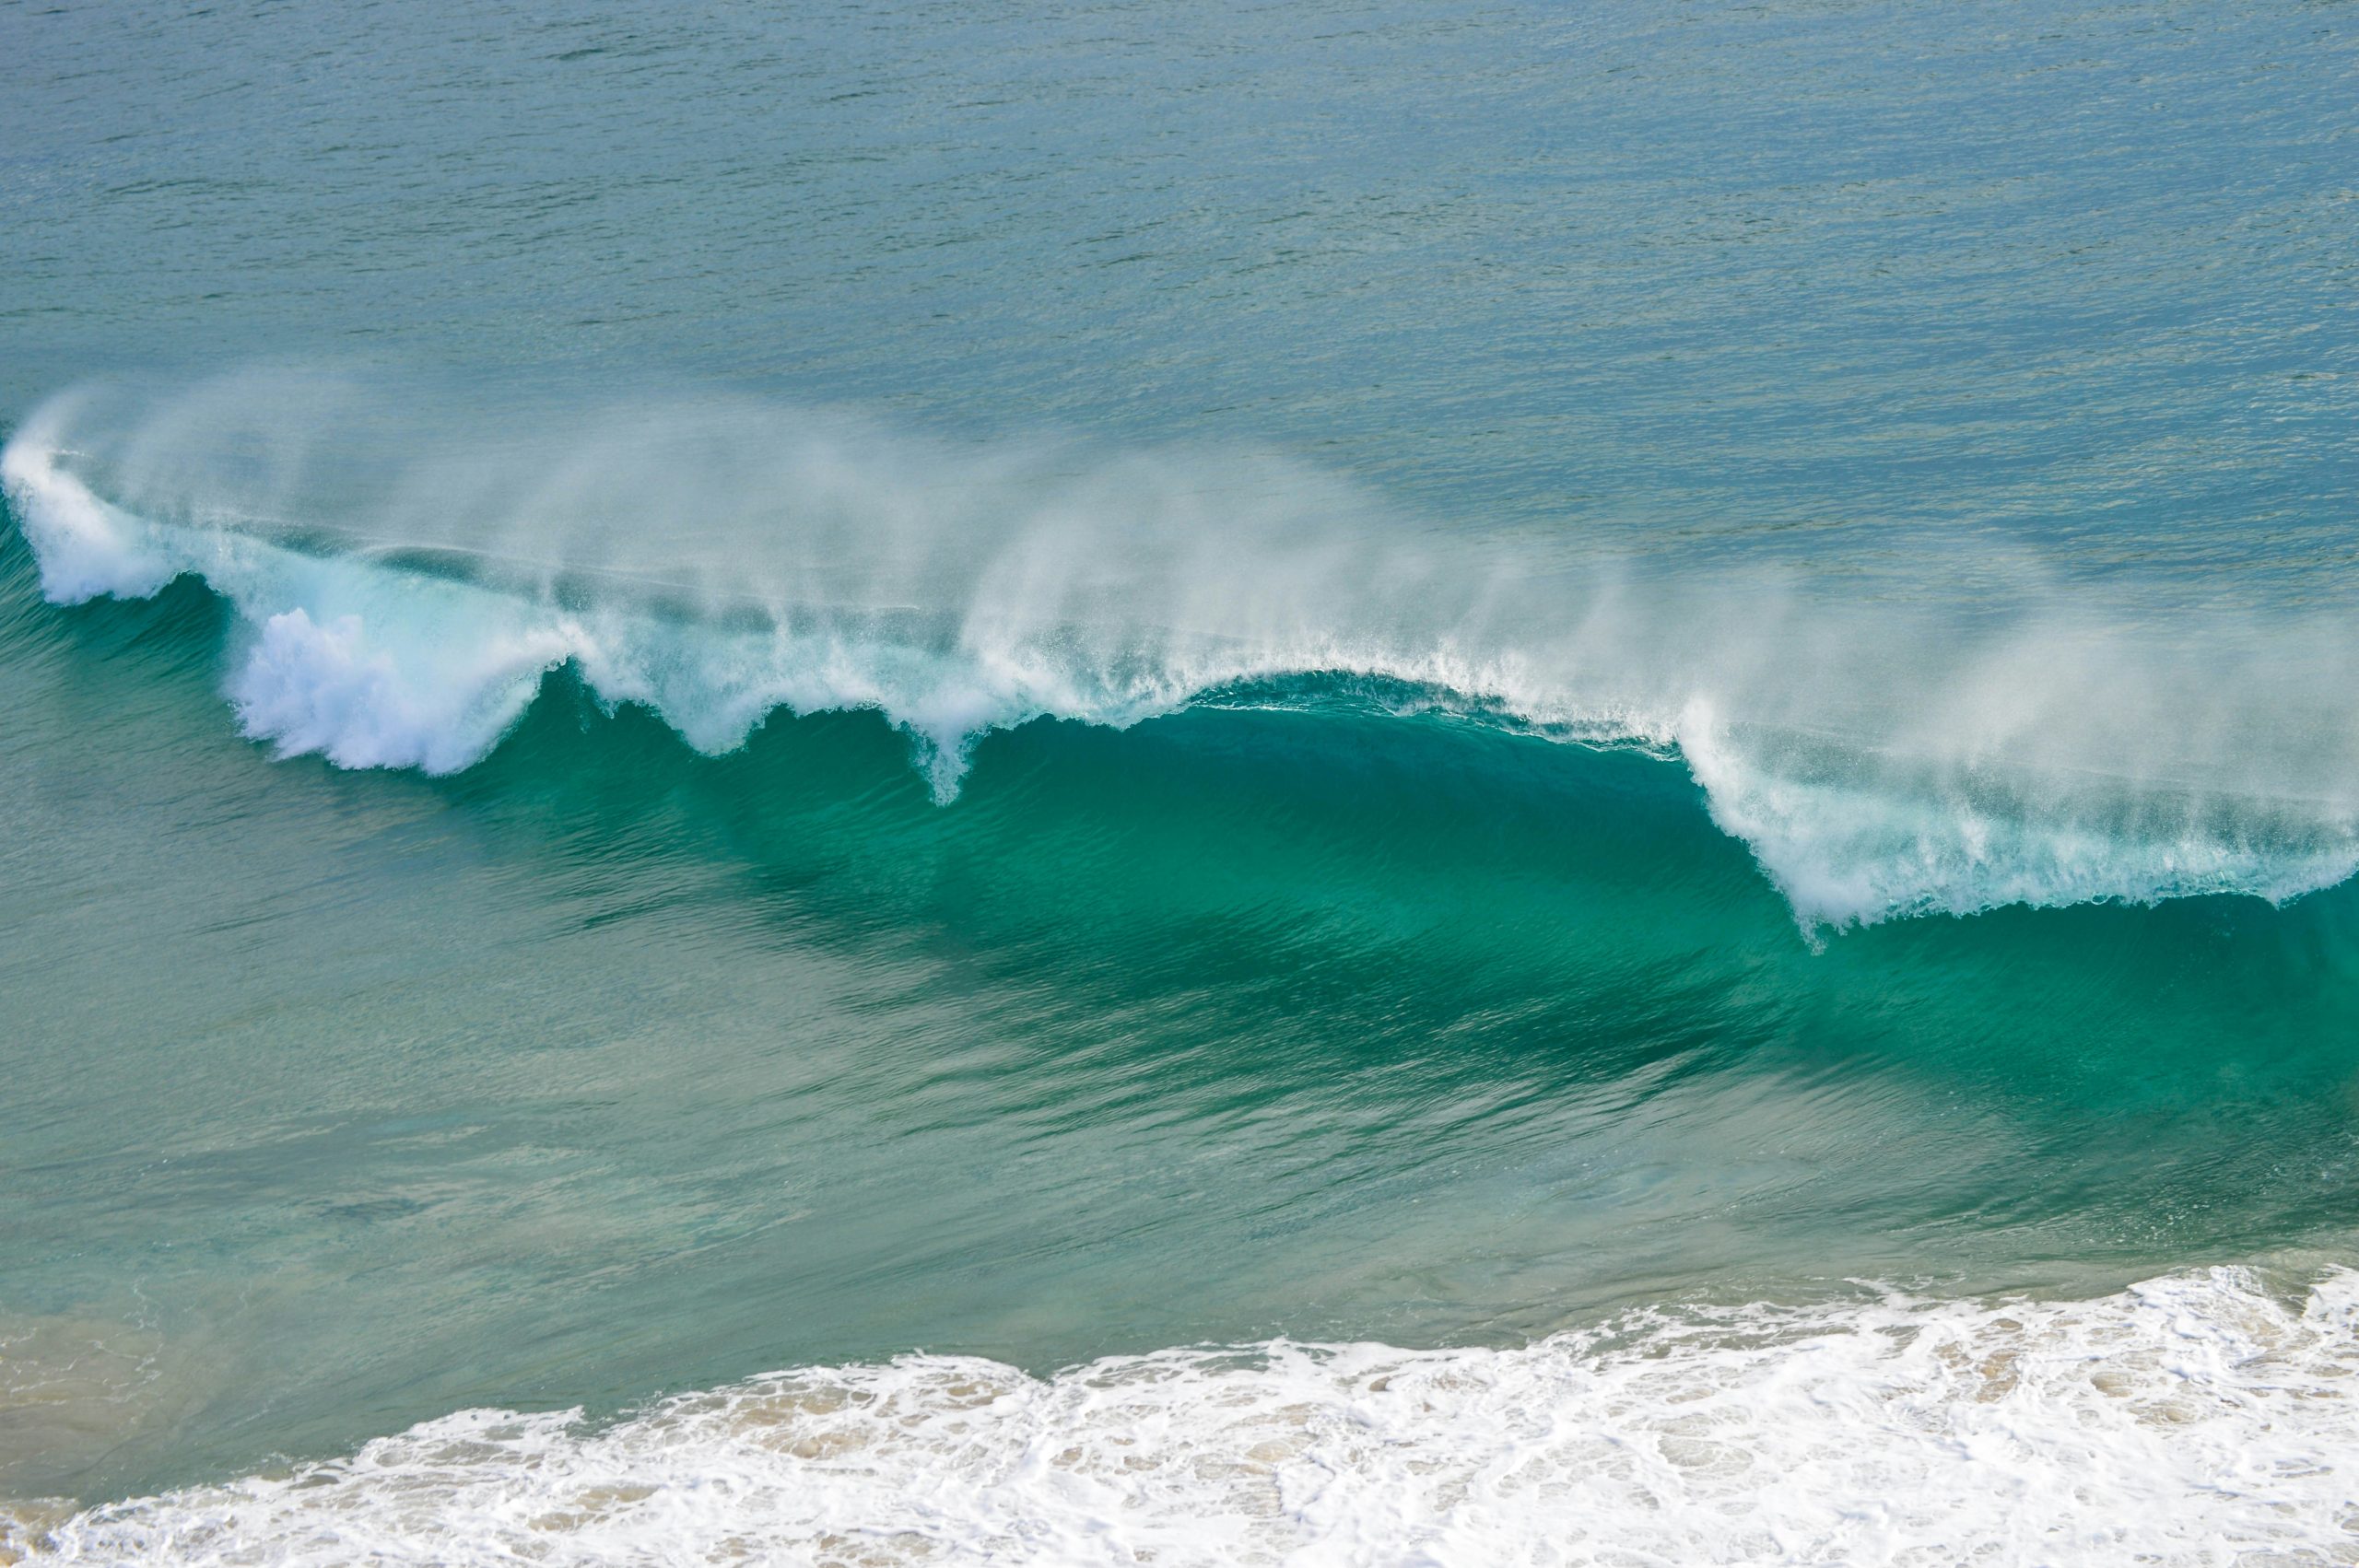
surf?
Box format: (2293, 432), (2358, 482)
(12, 1265), (2355, 1566)
(9, 369), (2359, 930)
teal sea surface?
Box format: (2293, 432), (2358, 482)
(4, 1), (2358, 1562)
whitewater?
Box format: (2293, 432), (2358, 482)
(10, 1266), (2353, 1567)
(11, 374), (2359, 932)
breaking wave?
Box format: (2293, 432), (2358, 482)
(9, 370), (2359, 929)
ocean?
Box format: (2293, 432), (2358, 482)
(3, 0), (2356, 1562)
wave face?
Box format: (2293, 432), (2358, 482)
(11, 372), (2359, 930)
(12, 1267), (2353, 1567)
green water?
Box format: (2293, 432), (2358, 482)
(7, 519), (2358, 1504)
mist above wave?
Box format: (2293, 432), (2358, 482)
(7, 369), (2359, 929)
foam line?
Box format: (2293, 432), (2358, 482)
(13, 1267), (2355, 1566)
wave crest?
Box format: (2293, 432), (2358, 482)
(9, 371), (2359, 929)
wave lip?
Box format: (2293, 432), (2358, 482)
(11, 1267), (2355, 1566)
(11, 372), (2359, 930)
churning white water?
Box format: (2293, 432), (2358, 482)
(10, 1266), (2355, 1567)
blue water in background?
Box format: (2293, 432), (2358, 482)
(6, 0), (2351, 582)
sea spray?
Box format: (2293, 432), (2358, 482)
(11, 370), (2359, 927)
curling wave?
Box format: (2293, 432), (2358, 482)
(10, 1267), (2355, 1566)
(9, 371), (2359, 929)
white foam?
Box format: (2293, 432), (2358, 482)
(12, 1267), (2356, 1566)
(10, 373), (2359, 928)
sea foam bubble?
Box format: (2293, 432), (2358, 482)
(10, 1267), (2355, 1566)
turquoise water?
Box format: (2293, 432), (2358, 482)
(5, 1), (2359, 1561)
